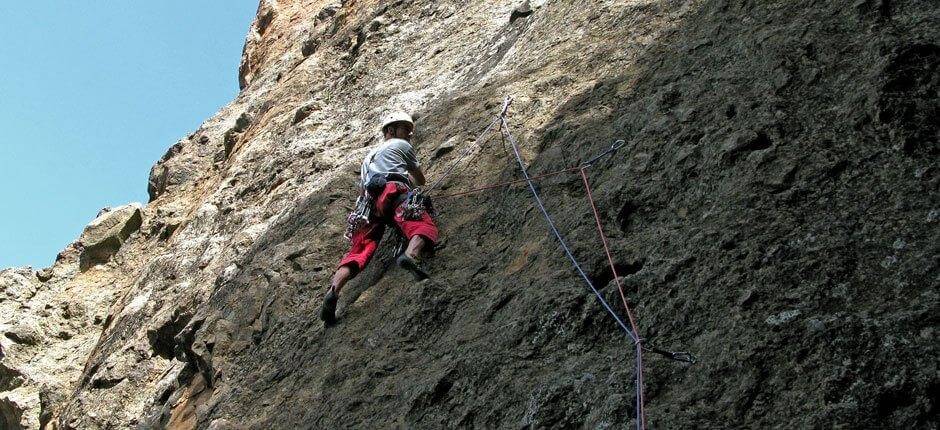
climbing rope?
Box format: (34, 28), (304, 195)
(426, 95), (695, 429)
(423, 98), (511, 194)
(497, 111), (639, 341)
(497, 102), (646, 429)
(576, 162), (649, 429)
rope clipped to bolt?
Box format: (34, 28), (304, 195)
(431, 111), (628, 200)
(425, 96), (696, 429)
(423, 100), (510, 194)
(497, 96), (646, 429)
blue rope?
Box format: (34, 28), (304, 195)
(500, 116), (646, 429)
(499, 118), (640, 344)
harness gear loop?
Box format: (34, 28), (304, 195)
(344, 194), (372, 241)
(401, 187), (435, 220)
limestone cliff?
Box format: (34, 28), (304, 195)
(1, 0), (937, 428)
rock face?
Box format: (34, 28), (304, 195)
(78, 203), (143, 271)
(1, 248), (118, 430)
(3, 0), (939, 428)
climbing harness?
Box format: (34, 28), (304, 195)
(421, 96), (694, 430)
(345, 172), (406, 241)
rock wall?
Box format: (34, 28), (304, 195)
(1, 210), (138, 429)
(2, 0), (937, 428)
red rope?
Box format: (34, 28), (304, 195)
(425, 98), (650, 427)
(579, 167), (646, 429)
(431, 158), (650, 428)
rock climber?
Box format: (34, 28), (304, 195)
(320, 111), (439, 325)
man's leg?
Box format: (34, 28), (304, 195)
(394, 206), (439, 280)
(332, 223), (384, 292)
(330, 265), (354, 295)
(322, 224), (384, 324)
(404, 235), (426, 259)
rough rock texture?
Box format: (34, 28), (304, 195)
(1, 245), (121, 430)
(78, 204), (144, 271)
(2, 0), (938, 428)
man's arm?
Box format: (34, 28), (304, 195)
(409, 166), (427, 187)
(394, 139), (426, 186)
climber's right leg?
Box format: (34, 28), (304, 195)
(329, 265), (354, 295)
(321, 223), (384, 324)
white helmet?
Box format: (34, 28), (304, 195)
(380, 111), (414, 132)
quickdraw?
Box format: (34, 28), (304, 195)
(344, 194), (372, 241)
(401, 187), (435, 220)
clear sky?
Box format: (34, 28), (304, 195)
(0, 2), (258, 269)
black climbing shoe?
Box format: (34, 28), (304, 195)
(320, 287), (338, 325)
(396, 254), (429, 281)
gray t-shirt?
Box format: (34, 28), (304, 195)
(360, 138), (420, 187)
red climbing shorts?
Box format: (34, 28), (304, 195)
(338, 182), (439, 273)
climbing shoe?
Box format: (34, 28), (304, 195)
(396, 254), (429, 281)
(320, 287), (338, 325)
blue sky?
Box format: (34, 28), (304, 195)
(0, 2), (258, 269)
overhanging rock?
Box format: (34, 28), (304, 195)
(78, 203), (143, 271)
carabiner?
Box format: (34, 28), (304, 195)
(669, 351), (697, 364)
